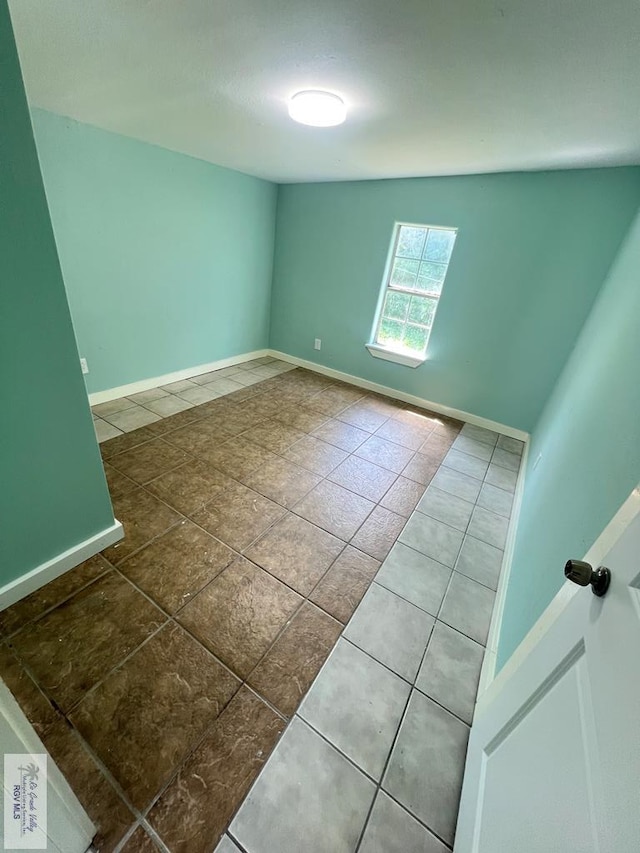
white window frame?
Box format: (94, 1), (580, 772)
(366, 221), (457, 368)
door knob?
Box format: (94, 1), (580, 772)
(564, 560), (611, 597)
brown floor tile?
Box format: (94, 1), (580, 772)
(0, 555), (111, 638)
(145, 459), (235, 516)
(210, 403), (265, 430)
(274, 405), (330, 433)
(161, 418), (233, 454)
(390, 406), (440, 429)
(248, 602), (342, 716)
(375, 417), (432, 450)
(120, 826), (162, 852)
(242, 419), (306, 453)
(194, 395), (241, 418)
(103, 463), (138, 499)
(104, 489), (182, 564)
(144, 407), (202, 436)
(402, 451), (441, 485)
(10, 572), (165, 712)
(210, 387), (260, 406)
(354, 434), (415, 473)
(336, 401), (390, 433)
(41, 719), (135, 851)
(380, 476), (426, 517)
(0, 644), (60, 736)
(328, 454), (398, 502)
(148, 687), (284, 853)
(280, 370), (331, 394)
(282, 434), (348, 476)
(350, 505), (406, 560)
(119, 521), (235, 613)
(191, 482), (285, 551)
(107, 438), (191, 485)
(100, 427), (156, 460)
(197, 436), (278, 479)
(311, 418), (369, 452)
(294, 480), (375, 541)
(310, 546), (380, 624)
(242, 456), (321, 509)
(361, 393), (401, 417)
(264, 386), (309, 407)
(245, 514), (344, 595)
(237, 396), (282, 421)
(433, 417), (464, 441)
(178, 557), (302, 678)
(70, 623), (239, 811)
(203, 405), (262, 433)
(419, 431), (457, 461)
(305, 385), (365, 416)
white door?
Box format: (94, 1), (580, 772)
(455, 486), (640, 853)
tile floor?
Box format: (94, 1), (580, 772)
(223, 420), (522, 853)
(0, 359), (523, 852)
(91, 357), (295, 442)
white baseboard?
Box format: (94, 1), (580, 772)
(88, 349), (270, 405)
(268, 350), (529, 441)
(0, 521), (123, 611)
(476, 440), (530, 697)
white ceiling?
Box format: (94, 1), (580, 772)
(9, 0), (640, 183)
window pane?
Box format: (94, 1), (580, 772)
(416, 261), (447, 294)
(383, 291), (410, 321)
(408, 295), (437, 326)
(423, 229), (456, 263)
(402, 324), (429, 353)
(396, 226), (427, 259)
(390, 258), (419, 288)
(379, 318), (404, 347)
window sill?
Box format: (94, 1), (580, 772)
(365, 343), (426, 368)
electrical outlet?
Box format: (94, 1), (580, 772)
(80, 357), (89, 375)
(533, 452), (542, 470)
(314, 338), (322, 351)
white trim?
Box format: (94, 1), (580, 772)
(0, 681), (95, 852)
(477, 483), (640, 714)
(365, 343), (425, 368)
(476, 440), (529, 697)
(268, 349), (529, 441)
(88, 349), (270, 405)
(0, 520), (123, 611)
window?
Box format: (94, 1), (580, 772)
(367, 222), (457, 367)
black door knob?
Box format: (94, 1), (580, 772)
(564, 560), (611, 597)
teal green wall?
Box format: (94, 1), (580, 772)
(497, 207), (640, 666)
(270, 171), (640, 431)
(31, 109), (277, 394)
(0, 2), (114, 588)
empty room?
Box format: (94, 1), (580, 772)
(2, 1), (639, 851)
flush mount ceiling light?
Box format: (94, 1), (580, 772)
(288, 90), (347, 127)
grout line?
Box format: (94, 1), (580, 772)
(293, 714), (381, 785)
(349, 437), (522, 850)
(13, 366), (508, 852)
(373, 787), (455, 851)
(412, 677), (477, 729)
(369, 577), (448, 619)
(65, 617), (170, 715)
(65, 722), (143, 824)
(0, 565), (113, 643)
(353, 537), (463, 852)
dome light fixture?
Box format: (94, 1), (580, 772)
(288, 90), (347, 127)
